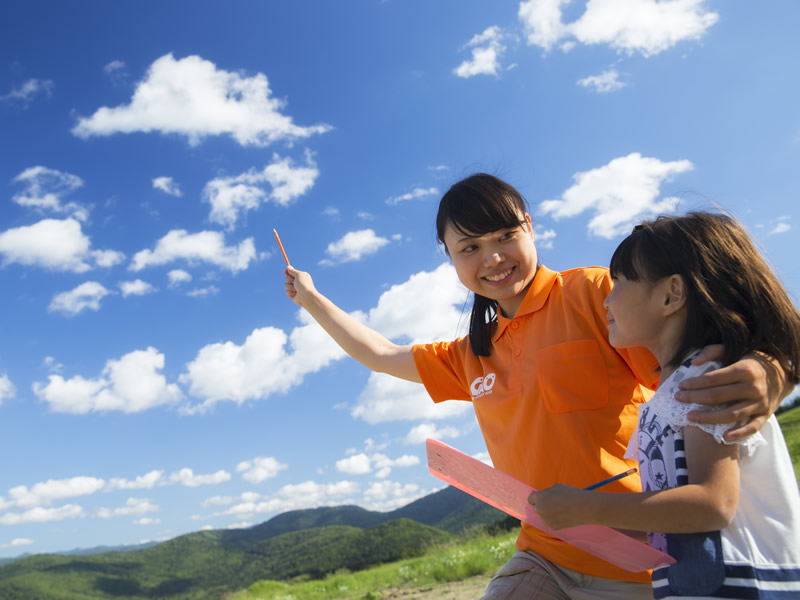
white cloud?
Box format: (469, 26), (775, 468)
(170, 468), (231, 487)
(130, 230), (256, 272)
(204, 151), (319, 229)
(385, 187), (439, 206)
(538, 152), (693, 238)
(180, 311), (346, 412)
(119, 279), (156, 298)
(134, 517), (160, 526)
(0, 538), (33, 549)
(360, 481), (427, 511)
(236, 457), (287, 484)
(519, 0), (719, 56)
(106, 470), (165, 491)
(454, 26), (508, 78)
(769, 218), (791, 235)
(103, 60), (129, 85)
(320, 229), (390, 265)
(0, 374), (16, 405)
(48, 281), (111, 316)
(167, 269), (192, 286)
(152, 176), (183, 197)
(404, 423), (462, 445)
(577, 68), (627, 93)
(97, 498), (159, 519)
(0, 218), (122, 272)
(4, 477), (106, 509)
(335, 453), (373, 475)
(12, 166), (87, 219)
(533, 224), (557, 249)
(72, 53), (331, 147)
(0, 504), (85, 525)
(187, 285), (219, 298)
(0, 78), (54, 107)
(33, 347), (183, 414)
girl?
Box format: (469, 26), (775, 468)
(531, 212), (800, 598)
(284, 174), (787, 599)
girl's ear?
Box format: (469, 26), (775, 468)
(663, 274), (687, 315)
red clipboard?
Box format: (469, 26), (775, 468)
(427, 439), (675, 573)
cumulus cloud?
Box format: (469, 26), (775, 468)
(97, 498), (160, 519)
(538, 152), (694, 238)
(0, 504), (85, 525)
(119, 279), (156, 298)
(106, 470), (165, 491)
(385, 187), (439, 206)
(12, 166), (87, 219)
(519, 0), (719, 56)
(320, 229), (390, 265)
(768, 217), (791, 235)
(236, 457), (287, 484)
(169, 468), (231, 487)
(0, 218), (123, 272)
(103, 60), (128, 85)
(180, 310), (346, 412)
(48, 281), (112, 316)
(533, 224), (557, 249)
(454, 26), (509, 78)
(204, 151), (319, 229)
(0, 78), (54, 108)
(33, 347), (182, 414)
(0, 374), (16, 405)
(152, 176), (182, 197)
(404, 423), (462, 445)
(72, 53), (331, 147)
(130, 230), (256, 272)
(361, 481), (427, 511)
(2, 477), (106, 510)
(577, 68), (627, 93)
(167, 269), (192, 286)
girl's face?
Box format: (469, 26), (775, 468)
(603, 275), (669, 352)
(443, 212), (538, 318)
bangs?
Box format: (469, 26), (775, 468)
(437, 175), (527, 243)
(609, 228), (652, 281)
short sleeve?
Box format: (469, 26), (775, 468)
(649, 360), (766, 454)
(412, 339), (472, 403)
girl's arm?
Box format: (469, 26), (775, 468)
(284, 266), (421, 383)
(529, 427), (740, 533)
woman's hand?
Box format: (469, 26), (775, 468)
(676, 346), (788, 441)
(284, 266), (316, 307)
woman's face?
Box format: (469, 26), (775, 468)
(443, 212), (538, 318)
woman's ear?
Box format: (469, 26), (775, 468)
(663, 274), (687, 315)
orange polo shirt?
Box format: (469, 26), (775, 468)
(413, 265), (659, 583)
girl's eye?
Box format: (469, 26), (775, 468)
(500, 229), (518, 241)
(460, 244), (477, 254)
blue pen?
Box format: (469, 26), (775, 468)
(584, 467), (637, 490)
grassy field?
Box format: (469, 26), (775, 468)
(228, 529), (517, 600)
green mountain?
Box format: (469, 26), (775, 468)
(0, 486), (508, 600)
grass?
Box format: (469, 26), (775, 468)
(777, 405), (800, 482)
(228, 529), (516, 600)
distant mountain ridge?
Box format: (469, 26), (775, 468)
(0, 486), (510, 600)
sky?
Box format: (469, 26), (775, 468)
(1, 0), (799, 558)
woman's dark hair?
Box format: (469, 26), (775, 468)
(436, 173), (529, 357)
(610, 211), (800, 381)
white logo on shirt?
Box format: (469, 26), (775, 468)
(470, 373), (496, 399)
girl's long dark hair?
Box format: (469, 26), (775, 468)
(436, 174), (529, 357)
(610, 211), (800, 381)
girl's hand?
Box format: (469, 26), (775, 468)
(529, 485), (590, 531)
(676, 346), (786, 441)
(284, 266), (316, 307)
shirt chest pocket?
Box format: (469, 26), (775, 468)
(535, 339), (609, 413)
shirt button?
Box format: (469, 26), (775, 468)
(513, 349), (521, 357)
(511, 321), (520, 329)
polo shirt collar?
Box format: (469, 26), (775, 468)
(493, 265), (558, 342)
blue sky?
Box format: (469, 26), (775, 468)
(1, 0), (799, 557)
